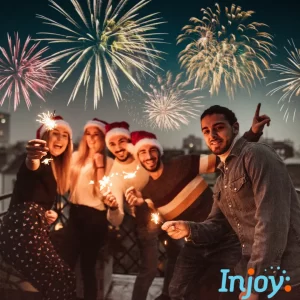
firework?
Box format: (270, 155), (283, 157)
(178, 3), (274, 99)
(37, 0), (165, 109)
(0, 33), (55, 111)
(36, 111), (56, 131)
(267, 39), (300, 122)
(41, 158), (53, 165)
(142, 71), (203, 130)
(151, 212), (163, 225)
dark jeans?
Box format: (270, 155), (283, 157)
(58, 204), (108, 300)
(169, 233), (242, 300)
(131, 223), (184, 300)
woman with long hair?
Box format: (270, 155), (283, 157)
(62, 118), (116, 300)
(0, 115), (76, 300)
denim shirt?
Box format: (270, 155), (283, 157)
(188, 137), (300, 284)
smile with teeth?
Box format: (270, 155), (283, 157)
(54, 144), (62, 149)
(210, 140), (222, 145)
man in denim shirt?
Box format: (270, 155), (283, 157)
(162, 105), (300, 300)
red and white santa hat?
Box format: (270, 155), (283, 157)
(105, 121), (131, 147)
(84, 118), (107, 135)
(130, 131), (163, 155)
(36, 115), (72, 139)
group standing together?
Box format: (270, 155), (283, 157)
(0, 103), (300, 300)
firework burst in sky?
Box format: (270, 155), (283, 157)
(267, 39), (300, 122)
(37, 0), (165, 109)
(178, 3), (274, 100)
(143, 71), (204, 131)
(0, 33), (55, 111)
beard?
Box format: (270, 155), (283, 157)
(140, 158), (161, 173)
(115, 151), (131, 162)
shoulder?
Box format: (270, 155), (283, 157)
(106, 157), (114, 173)
(71, 151), (80, 163)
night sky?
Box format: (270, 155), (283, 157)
(1, 0), (300, 149)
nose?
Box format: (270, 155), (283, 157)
(210, 129), (218, 140)
(145, 152), (152, 160)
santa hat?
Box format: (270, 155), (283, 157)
(36, 115), (72, 139)
(105, 121), (131, 147)
(131, 131), (163, 155)
(84, 118), (107, 135)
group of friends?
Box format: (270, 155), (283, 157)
(0, 103), (300, 300)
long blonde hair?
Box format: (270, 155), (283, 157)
(71, 128), (107, 197)
(42, 131), (73, 195)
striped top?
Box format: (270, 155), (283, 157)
(138, 154), (217, 224)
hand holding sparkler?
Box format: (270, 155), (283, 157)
(94, 153), (104, 168)
(103, 191), (119, 210)
(125, 186), (144, 207)
(45, 210), (58, 225)
(161, 221), (190, 240)
(26, 139), (49, 160)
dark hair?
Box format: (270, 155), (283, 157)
(200, 105), (237, 125)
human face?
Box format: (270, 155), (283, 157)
(85, 127), (104, 152)
(137, 145), (161, 172)
(48, 126), (69, 157)
(201, 114), (239, 155)
(108, 135), (131, 162)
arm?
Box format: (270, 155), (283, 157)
(245, 144), (290, 278)
(25, 139), (49, 171)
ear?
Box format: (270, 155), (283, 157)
(233, 122), (239, 135)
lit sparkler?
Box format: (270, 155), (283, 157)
(37, 0), (165, 109)
(99, 175), (112, 192)
(41, 157), (53, 165)
(151, 212), (164, 225)
(0, 33), (55, 111)
(36, 111), (56, 131)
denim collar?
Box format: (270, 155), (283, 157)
(217, 137), (247, 169)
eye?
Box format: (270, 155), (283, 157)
(203, 130), (209, 135)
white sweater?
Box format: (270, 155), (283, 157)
(107, 159), (149, 226)
(69, 152), (113, 211)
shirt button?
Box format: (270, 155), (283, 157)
(226, 167), (228, 170)
(234, 188), (237, 191)
(242, 244), (245, 248)
(237, 223), (240, 227)
(229, 204), (232, 208)
(225, 185), (227, 189)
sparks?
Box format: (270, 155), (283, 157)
(151, 212), (163, 225)
(36, 111), (56, 131)
(267, 39), (300, 122)
(99, 175), (112, 192)
(143, 72), (204, 130)
(0, 33), (55, 111)
(41, 158), (53, 165)
(123, 171), (137, 179)
(37, 0), (165, 109)
(178, 3), (274, 100)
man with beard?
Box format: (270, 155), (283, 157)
(104, 121), (150, 226)
(162, 105), (300, 300)
(125, 104), (271, 300)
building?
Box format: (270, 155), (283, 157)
(0, 112), (10, 146)
(182, 135), (202, 152)
(260, 137), (294, 160)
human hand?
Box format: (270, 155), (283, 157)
(45, 210), (58, 225)
(103, 191), (119, 209)
(94, 153), (104, 168)
(26, 139), (49, 160)
(251, 103), (271, 134)
(161, 221), (190, 239)
(125, 186), (144, 206)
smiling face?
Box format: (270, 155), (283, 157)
(137, 144), (161, 172)
(201, 113), (239, 155)
(48, 126), (70, 157)
(108, 135), (131, 162)
(85, 127), (105, 152)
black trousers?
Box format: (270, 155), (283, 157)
(0, 203), (76, 300)
(59, 204), (108, 300)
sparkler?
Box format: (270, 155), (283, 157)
(36, 111), (56, 131)
(151, 212), (164, 225)
(41, 158), (53, 165)
(37, 0), (165, 109)
(142, 72), (204, 130)
(178, 3), (274, 100)
(267, 39), (300, 122)
(0, 33), (55, 111)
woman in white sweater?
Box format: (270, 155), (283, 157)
(61, 118), (114, 300)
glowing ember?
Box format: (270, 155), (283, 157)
(41, 158), (53, 165)
(123, 171), (137, 179)
(151, 212), (163, 225)
(99, 175), (112, 191)
(37, 111), (56, 131)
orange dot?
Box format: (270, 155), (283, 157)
(284, 285), (292, 292)
(248, 268), (255, 276)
